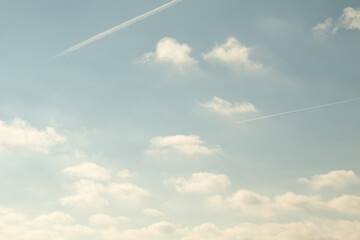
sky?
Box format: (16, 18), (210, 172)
(0, 0), (360, 239)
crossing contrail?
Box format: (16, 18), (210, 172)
(55, 0), (182, 58)
(238, 97), (360, 124)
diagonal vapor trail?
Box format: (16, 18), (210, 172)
(238, 97), (360, 124)
(54, 0), (182, 58)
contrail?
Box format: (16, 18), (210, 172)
(55, 0), (182, 57)
(238, 97), (360, 124)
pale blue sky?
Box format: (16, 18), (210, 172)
(0, 1), (360, 239)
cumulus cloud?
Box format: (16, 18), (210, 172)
(107, 182), (149, 202)
(146, 135), (220, 156)
(312, 18), (333, 40)
(63, 162), (111, 181)
(298, 170), (360, 189)
(143, 208), (163, 217)
(333, 7), (360, 33)
(313, 7), (360, 39)
(329, 195), (360, 215)
(203, 37), (265, 72)
(60, 180), (108, 208)
(166, 172), (230, 194)
(2, 204), (360, 240)
(208, 190), (326, 219)
(0, 118), (66, 152)
(138, 37), (197, 71)
(30, 212), (74, 227)
(200, 96), (258, 116)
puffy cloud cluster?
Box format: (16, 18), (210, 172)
(0, 118), (66, 152)
(146, 135), (220, 156)
(60, 163), (147, 208)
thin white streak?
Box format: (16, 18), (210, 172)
(55, 0), (182, 57)
(238, 97), (360, 124)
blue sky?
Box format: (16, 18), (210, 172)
(1, 0), (360, 239)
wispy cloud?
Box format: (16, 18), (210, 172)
(55, 0), (182, 57)
(200, 96), (258, 116)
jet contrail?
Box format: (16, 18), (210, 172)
(238, 97), (360, 124)
(55, 0), (182, 57)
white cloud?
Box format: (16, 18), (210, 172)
(143, 208), (163, 217)
(208, 190), (326, 219)
(63, 162), (111, 181)
(138, 37), (197, 70)
(60, 180), (108, 208)
(166, 172), (230, 194)
(118, 170), (137, 178)
(0, 118), (66, 152)
(203, 37), (265, 71)
(314, 7), (360, 38)
(298, 170), (360, 189)
(107, 182), (149, 202)
(334, 7), (360, 33)
(200, 96), (258, 116)
(312, 18), (333, 40)
(329, 195), (360, 215)
(30, 212), (74, 227)
(89, 214), (129, 227)
(146, 135), (220, 156)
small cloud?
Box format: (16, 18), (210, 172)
(333, 7), (360, 33)
(63, 162), (111, 181)
(165, 172), (230, 194)
(137, 37), (197, 72)
(142, 208), (163, 217)
(106, 182), (149, 202)
(203, 37), (266, 72)
(200, 96), (258, 116)
(298, 170), (360, 190)
(312, 18), (333, 40)
(313, 7), (360, 39)
(0, 118), (66, 152)
(146, 135), (221, 156)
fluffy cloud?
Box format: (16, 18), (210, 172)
(30, 212), (74, 227)
(312, 18), (333, 40)
(60, 180), (108, 208)
(146, 135), (220, 155)
(107, 182), (149, 202)
(200, 96), (258, 116)
(329, 195), (360, 215)
(166, 172), (230, 194)
(138, 37), (197, 70)
(334, 7), (360, 33)
(203, 37), (265, 71)
(143, 208), (163, 217)
(313, 7), (360, 39)
(63, 162), (111, 181)
(298, 170), (360, 189)
(0, 118), (66, 152)
(208, 190), (326, 219)
(2, 204), (360, 240)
